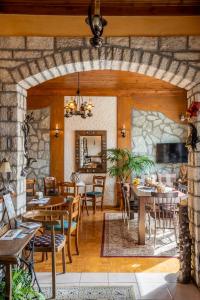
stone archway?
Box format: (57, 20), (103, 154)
(0, 44), (200, 286)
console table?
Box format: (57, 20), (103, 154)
(0, 228), (38, 300)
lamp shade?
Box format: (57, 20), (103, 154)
(0, 159), (11, 173)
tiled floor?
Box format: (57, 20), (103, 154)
(37, 272), (200, 300)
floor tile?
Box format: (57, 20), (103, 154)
(167, 283), (200, 300)
(108, 272), (136, 283)
(135, 272), (178, 284)
(137, 282), (172, 300)
(80, 272), (108, 283)
(36, 272), (81, 284)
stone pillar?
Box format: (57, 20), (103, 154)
(187, 83), (200, 287)
(0, 84), (27, 216)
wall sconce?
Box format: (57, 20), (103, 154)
(121, 124), (126, 138)
(53, 125), (62, 138)
(179, 113), (187, 122)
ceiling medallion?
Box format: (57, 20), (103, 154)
(64, 73), (94, 119)
(85, 0), (107, 48)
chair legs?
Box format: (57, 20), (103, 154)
(52, 249), (56, 300)
(93, 198), (96, 214)
(101, 197), (104, 211)
(62, 246), (66, 273)
(75, 228), (79, 255)
(67, 235), (72, 263)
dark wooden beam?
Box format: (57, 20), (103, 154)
(1, 1), (200, 16)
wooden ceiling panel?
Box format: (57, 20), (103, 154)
(1, 0), (200, 16)
(28, 70), (186, 97)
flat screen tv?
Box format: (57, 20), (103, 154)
(156, 143), (188, 163)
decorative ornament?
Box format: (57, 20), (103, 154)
(21, 113), (37, 177)
(185, 122), (200, 151)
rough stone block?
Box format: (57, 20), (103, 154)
(0, 37), (25, 49)
(13, 50), (42, 59)
(56, 38), (84, 49)
(0, 50), (12, 59)
(0, 69), (14, 83)
(160, 37), (187, 51)
(189, 36), (200, 50)
(27, 37), (54, 50)
(19, 64), (31, 80)
(0, 60), (23, 68)
(106, 37), (129, 47)
(44, 55), (56, 69)
(174, 52), (200, 61)
(130, 37), (158, 50)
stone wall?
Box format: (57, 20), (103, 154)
(132, 109), (187, 175)
(187, 83), (200, 287)
(27, 107), (50, 190)
(0, 35), (200, 286)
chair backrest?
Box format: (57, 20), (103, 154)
(150, 192), (179, 228)
(158, 173), (177, 187)
(26, 178), (36, 196)
(93, 176), (106, 194)
(67, 196), (81, 232)
(58, 181), (77, 198)
(2, 193), (16, 228)
(44, 176), (57, 196)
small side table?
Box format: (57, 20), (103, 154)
(0, 227), (39, 300)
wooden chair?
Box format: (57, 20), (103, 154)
(58, 181), (77, 199)
(26, 178), (36, 197)
(22, 209), (67, 300)
(44, 176), (58, 196)
(46, 195), (81, 263)
(85, 176), (106, 214)
(149, 192), (179, 248)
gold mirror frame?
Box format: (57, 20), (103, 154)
(75, 130), (107, 173)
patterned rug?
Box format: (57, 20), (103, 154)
(101, 212), (179, 257)
(41, 286), (135, 300)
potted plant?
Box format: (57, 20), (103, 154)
(0, 268), (45, 300)
(107, 148), (154, 182)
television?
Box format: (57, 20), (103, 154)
(156, 143), (188, 163)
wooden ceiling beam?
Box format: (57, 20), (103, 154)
(1, 1), (200, 16)
(28, 88), (186, 97)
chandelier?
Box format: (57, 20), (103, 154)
(64, 73), (94, 119)
(85, 0), (107, 48)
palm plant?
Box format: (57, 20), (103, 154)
(107, 148), (154, 182)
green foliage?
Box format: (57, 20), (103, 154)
(0, 268), (45, 300)
(107, 148), (154, 181)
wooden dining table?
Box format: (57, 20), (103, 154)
(27, 196), (69, 210)
(131, 185), (187, 245)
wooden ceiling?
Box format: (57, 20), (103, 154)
(28, 70), (186, 97)
(1, 0), (200, 16)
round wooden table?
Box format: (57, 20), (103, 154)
(27, 196), (69, 210)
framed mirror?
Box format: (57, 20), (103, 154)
(75, 130), (107, 173)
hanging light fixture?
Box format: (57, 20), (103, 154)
(85, 0), (107, 48)
(64, 73), (94, 119)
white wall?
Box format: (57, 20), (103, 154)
(64, 96), (117, 206)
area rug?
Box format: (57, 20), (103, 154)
(101, 212), (179, 257)
(41, 286), (135, 300)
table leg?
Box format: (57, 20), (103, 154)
(138, 197), (146, 245)
(5, 264), (12, 300)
